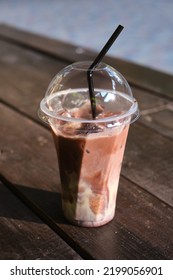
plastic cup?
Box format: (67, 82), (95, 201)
(39, 61), (139, 227)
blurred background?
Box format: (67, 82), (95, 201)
(0, 0), (172, 74)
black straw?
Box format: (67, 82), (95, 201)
(87, 24), (124, 119)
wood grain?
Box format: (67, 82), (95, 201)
(0, 39), (67, 122)
(1, 104), (173, 259)
(0, 181), (82, 260)
(140, 107), (173, 140)
(122, 122), (173, 206)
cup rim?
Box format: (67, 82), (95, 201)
(39, 95), (139, 125)
(71, 61), (107, 71)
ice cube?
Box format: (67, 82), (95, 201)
(63, 91), (87, 109)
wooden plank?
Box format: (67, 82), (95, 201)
(1, 104), (173, 259)
(0, 39), (172, 141)
(0, 24), (172, 99)
(0, 181), (82, 260)
(122, 122), (173, 206)
(140, 106), (173, 140)
(132, 87), (169, 111)
(0, 39), (67, 122)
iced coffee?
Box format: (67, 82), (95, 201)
(39, 62), (139, 227)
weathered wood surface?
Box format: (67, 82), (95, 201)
(140, 107), (173, 140)
(0, 39), (66, 123)
(0, 24), (172, 98)
(0, 37), (172, 136)
(0, 36), (172, 140)
(1, 104), (173, 259)
(0, 40), (172, 206)
(0, 182), (82, 260)
(0, 24), (173, 260)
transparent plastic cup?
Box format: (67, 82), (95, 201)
(39, 61), (139, 227)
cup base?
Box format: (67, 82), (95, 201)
(63, 212), (115, 227)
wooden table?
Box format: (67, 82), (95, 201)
(0, 24), (173, 260)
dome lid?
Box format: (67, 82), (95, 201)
(39, 61), (139, 125)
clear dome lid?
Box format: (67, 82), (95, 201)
(39, 61), (139, 125)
